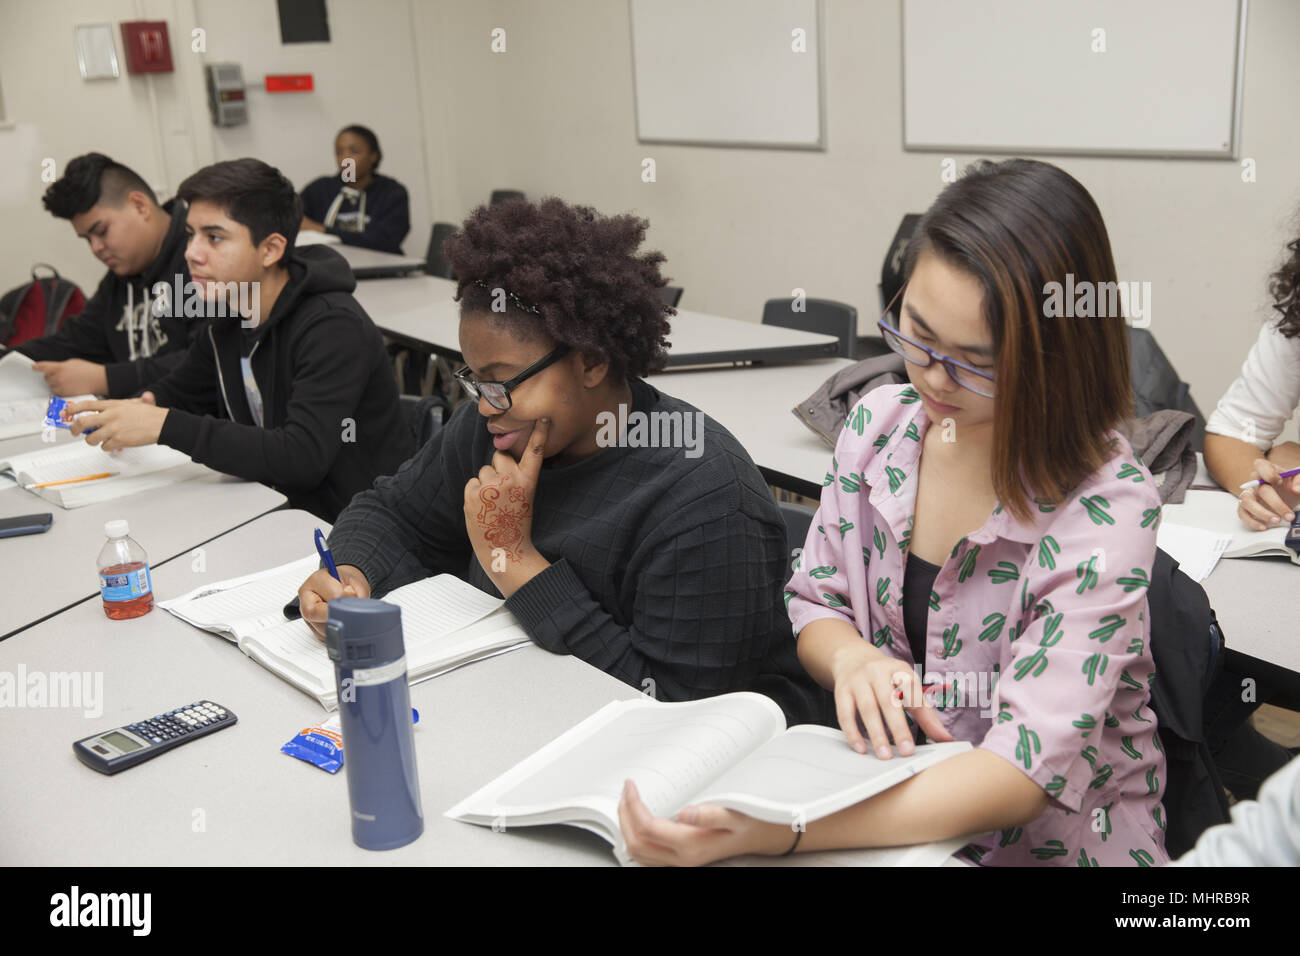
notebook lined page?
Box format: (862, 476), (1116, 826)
(0, 398), (50, 439)
(162, 555), (320, 640)
(387, 575), (506, 652)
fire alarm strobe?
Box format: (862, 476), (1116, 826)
(121, 21), (174, 74)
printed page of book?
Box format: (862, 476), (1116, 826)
(692, 725), (972, 824)
(446, 694), (788, 833)
(1162, 489), (1289, 558)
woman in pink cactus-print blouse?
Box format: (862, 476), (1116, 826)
(617, 159), (1168, 867)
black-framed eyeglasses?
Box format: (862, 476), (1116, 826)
(454, 345), (570, 411)
(876, 284), (997, 398)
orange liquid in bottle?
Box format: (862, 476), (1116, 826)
(100, 561), (154, 620)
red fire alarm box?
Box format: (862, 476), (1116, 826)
(121, 21), (174, 74)
(265, 74), (314, 93)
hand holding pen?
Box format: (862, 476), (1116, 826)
(295, 527), (372, 641)
(1237, 463), (1300, 532)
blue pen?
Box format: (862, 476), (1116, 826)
(315, 527), (340, 582)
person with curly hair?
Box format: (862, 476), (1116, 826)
(296, 197), (834, 726)
(1203, 226), (1300, 530)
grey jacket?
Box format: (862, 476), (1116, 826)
(792, 353), (906, 447)
(793, 354), (1198, 504)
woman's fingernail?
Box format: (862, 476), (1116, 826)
(854, 741), (867, 754)
(876, 745), (892, 759)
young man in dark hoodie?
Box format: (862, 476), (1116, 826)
(64, 158), (413, 522)
(11, 153), (200, 397)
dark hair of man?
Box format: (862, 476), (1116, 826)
(903, 158), (1134, 523)
(443, 197), (674, 380)
(176, 158), (301, 268)
(42, 152), (158, 219)
(338, 125), (382, 169)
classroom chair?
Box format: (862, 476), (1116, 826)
(660, 285), (683, 307)
(490, 189), (525, 206)
(399, 392), (451, 447)
(761, 297), (858, 360)
(777, 500), (817, 558)
(424, 222), (458, 280)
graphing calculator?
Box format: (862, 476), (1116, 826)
(73, 700), (237, 775)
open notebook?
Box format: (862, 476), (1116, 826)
(446, 692), (972, 866)
(1162, 489), (1300, 565)
(0, 441), (202, 507)
(0, 351), (95, 440)
(159, 555), (531, 709)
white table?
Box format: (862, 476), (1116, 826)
(353, 275), (840, 368)
(0, 509), (963, 866)
(653, 358), (850, 496)
(0, 428), (285, 638)
(335, 245), (426, 279)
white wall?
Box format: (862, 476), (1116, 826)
(3, 0), (1298, 440)
(410, 0), (1300, 441)
(0, 0), (430, 295)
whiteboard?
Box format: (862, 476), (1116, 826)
(902, 0), (1247, 158)
(630, 0), (824, 149)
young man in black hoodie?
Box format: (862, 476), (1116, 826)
(11, 153), (200, 397)
(65, 159), (413, 522)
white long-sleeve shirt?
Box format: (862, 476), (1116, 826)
(1204, 322), (1300, 450)
(1171, 754), (1300, 866)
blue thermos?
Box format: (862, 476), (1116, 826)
(325, 597), (424, 850)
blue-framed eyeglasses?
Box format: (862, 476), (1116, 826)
(876, 285), (997, 398)
(454, 344), (570, 411)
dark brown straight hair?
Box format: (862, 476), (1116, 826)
(904, 158), (1133, 523)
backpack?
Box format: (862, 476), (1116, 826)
(1145, 547), (1232, 858)
(0, 264), (86, 348)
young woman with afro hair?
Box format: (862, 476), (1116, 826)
(297, 197), (834, 727)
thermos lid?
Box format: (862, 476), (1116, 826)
(324, 597), (405, 668)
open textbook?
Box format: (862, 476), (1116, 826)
(160, 555), (531, 708)
(0, 351), (95, 440)
(1162, 489), (1300, 565)
(0, 441), (202, 507)
(446, 692), (973, 866)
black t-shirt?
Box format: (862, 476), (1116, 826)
(902, 551), (940, 675)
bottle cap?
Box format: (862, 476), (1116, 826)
(104, 519), (130, 539)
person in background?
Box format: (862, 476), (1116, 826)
(63, 158), (412, 522)
(10, 153), (200, 397)
(299, 125), (410, 255)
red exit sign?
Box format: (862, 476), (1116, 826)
(265, 74), (314, 93)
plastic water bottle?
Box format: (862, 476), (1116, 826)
(97, 519), (153, 620)
(324, 596), (424, 850)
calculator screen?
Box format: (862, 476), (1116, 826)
(102, 731), (143, 753)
